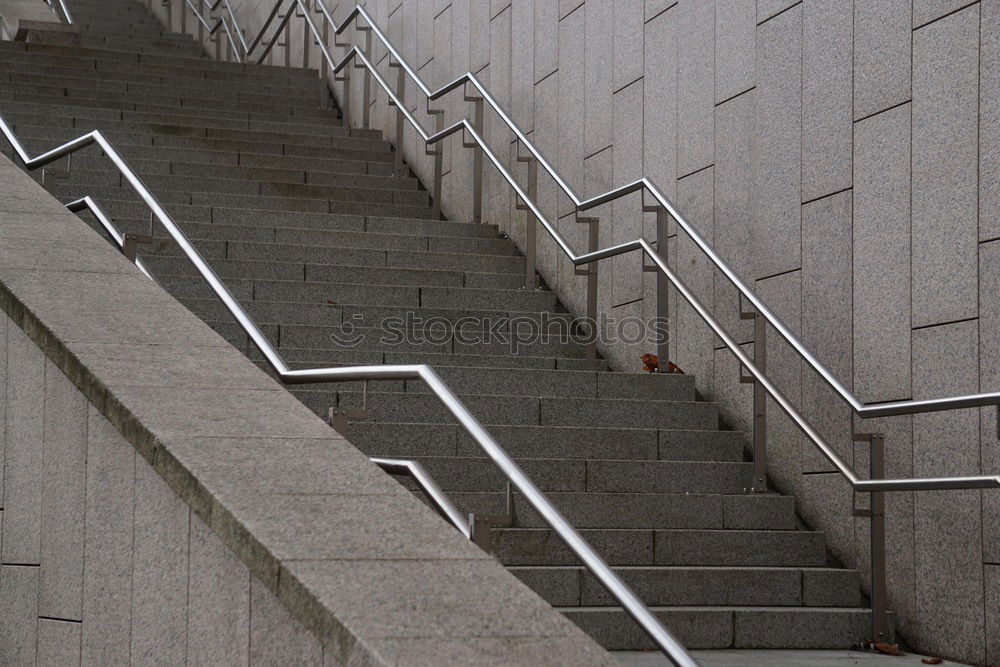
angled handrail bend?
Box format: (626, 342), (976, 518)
(309, 2), (999, 422)
(0, 115), (699, 667)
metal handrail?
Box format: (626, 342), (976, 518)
(235, 0), (1000, 491)
(369, 457), (472, 540)
(0, 117), (698, 667)
(42, 0), (73, 25)
(143, 0), (1000, 649)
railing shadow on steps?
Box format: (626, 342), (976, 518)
(171, 0), (1000, 648)
(0, 118), (699, 666)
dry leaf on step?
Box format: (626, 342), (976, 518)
(921, 659), (943, 665)
(873, 642), (903, 656)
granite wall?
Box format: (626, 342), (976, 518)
(153, 0), (1000, 663)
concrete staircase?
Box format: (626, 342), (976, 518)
(1, 0), (876, 653)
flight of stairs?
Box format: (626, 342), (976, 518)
(0, 0), (877, 653)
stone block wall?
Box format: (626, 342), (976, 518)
(0, 315), (328, 664)
(152, 0), (1000, 663)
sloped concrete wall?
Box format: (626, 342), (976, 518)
(0, 151), (614, 665)
(0, 331), (327, 664)
(158, 1), (1000, 664)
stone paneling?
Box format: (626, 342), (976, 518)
(558, 6), (586, 219)
(751, 4), (801, 280)
(715, 0), (755, 104)
(801, 191), (853, 473)
(37, 360), (87, 621)
(511, 0), (534, 131)
(37, 618), (81, 666)
(912, 320), (985, 663)
(911, 5), (980, 328)
(757, 0), (798, 25)
(981, 240), (1000, 564)
(2, 323), (44, 565)
(584, 0), (613, 155)
(854, 0), (911, 120)
(983, 0), (1000, 243)
(914, 0), (974, 27)
(81, 405), (134, 666)
(611, 78), (644, 307)
(676, 0), (714, 177)
(801, 0), (852, 203)
(675, 167), (716, 396)
(0, 565), (38, 664)
(535, 0), (559, 82)
(853, 104), (911, 403)
(713, 90), (754, 346)
(612, 0), (644, 91)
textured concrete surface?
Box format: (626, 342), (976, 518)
(0, 95), (612, 667)
(616, 649), (960, 666)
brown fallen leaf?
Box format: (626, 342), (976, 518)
(640, 354), (659, 373)
(327, 299), (338, 305)
(921, 659), (943, 665)
(873, 642), (903, 656)
(665, 361), (685, 374)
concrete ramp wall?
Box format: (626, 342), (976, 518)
(0, 152), (613, 665)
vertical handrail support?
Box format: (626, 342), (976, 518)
(642, 199), (671, 366)
(740, 302), (768, 493)
(462, 87), (484, 224)
(853, 431), (890, 643)
(514, 143), (538, 290)
(574, 215), (600, 370)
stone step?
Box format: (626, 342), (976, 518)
(445, 491), (795, 530)
(54, 188), (435, 219)
(57, 161), (415, 193)
(0, 78), (319, 116)
(0, 40), (319, 81)
(346, 423), (742, 462)
(491, 528), (827, 567)
(511, 566), (860, 608)
(246, 346), (609, 372)
(321, 391), (720, 430)
(386, 456), (749, 494)
(564, 607), (871, 650)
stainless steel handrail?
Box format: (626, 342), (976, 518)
(241, 0), (1000, 492)
(369, 457), (472, 541)
(146, 0), (1000, 650)
(0, 116), (698, 667)
(201, 0), (1000, 422)
(41, 0), (73, 25)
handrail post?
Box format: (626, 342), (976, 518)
(642, 203), (671, 365)
(854, 432), (890, 642)
(575, 215), (600, 369)
(466, 95), (484, 224)
(426, 108), (445, 219)
(319, 1), (329, 107)
(283, 5), (291, 67)
(180, 0), (187, 34)
(514, 156), (538, 289)
(740, 306), (768, 492)
(301, 1), (310, 68)
(391, 63), (406, 175)
(360, 27), (372, 128)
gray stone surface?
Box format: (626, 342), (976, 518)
(981, 240), (1000, 563)
(584, 0), (613, 156)
(130, 450), (189, 665)
(801, 0), (852, 203)
(756, 0), (798, 24)
(37, 360), (87, 620)
(0, 565), (39, 665)
(853, 0), (911, 120)
(912, 320), (985, 663)
(675, 168), (715, 396)
(801, 192), (853, 473)
(914, 0), (973, 27)
(676, 0), (714, 177)
(188, 516), (251, 666)
(751, 4), (801, 279)
(612, 0), (643, 91)
(911, 5), (980, 328)
(2, 323), (44, 565)
(714, 0), (754, 104)
(853, 103), (911, 402)
(37, 618), (82, 666)
(619, 649), (964, 666)
(249, 577), (324, 665)
(982, 0), (1000, 243)
(80, 405), (134, 667)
